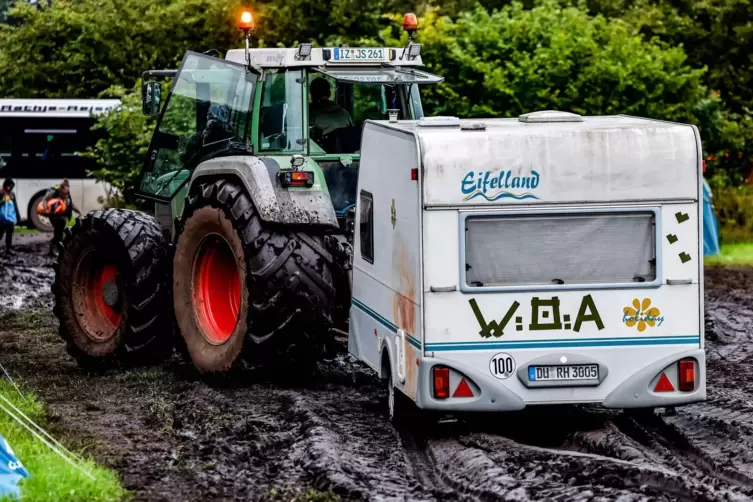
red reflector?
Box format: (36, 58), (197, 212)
(411, 168), (418, 181)
(678, 360), (695, 391)
(433, 367), (449, 399)
(654, 372), (675, 392)
(453, 378), (474, 398)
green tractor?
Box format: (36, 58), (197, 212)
(52, 15), (442, 373)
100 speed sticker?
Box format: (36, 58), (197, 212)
(489, 352), (516, 379)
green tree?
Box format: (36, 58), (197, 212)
(84, 83), (156, 203)
(374, 3), (708, 122)
(0, 0), (244, 98)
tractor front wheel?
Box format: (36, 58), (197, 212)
(53, 209), (173, 370)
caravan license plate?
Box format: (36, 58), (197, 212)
(528, 364), (599, 382)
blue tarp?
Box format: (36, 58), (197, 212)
(703, 179), (721, 256)
(0, 434), (29, 499)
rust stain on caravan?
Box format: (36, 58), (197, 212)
(392, 241), (418, 400)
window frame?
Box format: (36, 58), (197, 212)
(359, 190), (374, 264)
(458, 207), (662, 294)
(136, 51), (258, 203)
(257, 68), (306, 154)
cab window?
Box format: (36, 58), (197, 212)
(258, 69), (305, 152)
(308, 72), (410, 155)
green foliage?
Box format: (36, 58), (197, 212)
(0, 0), (244, 98)
(710, 185), (753, 244)
(374, 3), (708, 123)
(85, 83), (155, 203)
(0, 380), (127, 501)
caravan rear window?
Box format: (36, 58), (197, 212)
(462, 209), (658, 291)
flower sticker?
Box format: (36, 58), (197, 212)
(623, 298), (664, 332)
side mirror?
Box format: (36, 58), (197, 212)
(142, 81), (162, 116)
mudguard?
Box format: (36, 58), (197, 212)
(188, 156), (339, 228)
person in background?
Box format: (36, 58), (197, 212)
(0, 178), (20, 256)
(44, 179), (80, 256)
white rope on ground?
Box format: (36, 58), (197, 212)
(0, 401), (95, 480)
(0, 393), (89, 467)
(0, 362), (28, 403)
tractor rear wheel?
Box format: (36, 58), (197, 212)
(173, 179), (337, 374)
(53, 209), (173, 370)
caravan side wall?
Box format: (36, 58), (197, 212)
(349, 123), (423, 400)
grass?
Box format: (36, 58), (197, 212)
(0, 381), (127, 501)
(705, 242), (753, 266)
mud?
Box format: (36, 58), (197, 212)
(2, 241), (753, 501)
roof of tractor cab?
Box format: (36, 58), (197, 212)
(225, 47), (425, 68)
(362, 113), (701, 206)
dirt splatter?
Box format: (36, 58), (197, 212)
(392, 241), (418, 399)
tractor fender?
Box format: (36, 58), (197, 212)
(188, 155), (339, 228)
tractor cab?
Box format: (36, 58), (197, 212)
(137, 13), (443, 230)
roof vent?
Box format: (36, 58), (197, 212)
(518, 110), (583, 123)
(461, 122), (486, 131)
(418, 116), (461, 127)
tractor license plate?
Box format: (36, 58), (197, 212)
(528, 364), (599, 382)
(333, 48), (385, 61)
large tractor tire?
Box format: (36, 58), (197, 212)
(173, 179), (337, 374)
(53, 209), (173, 370)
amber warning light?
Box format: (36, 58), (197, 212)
(403, 13), (418, 32)
(239, 11), (255, 31)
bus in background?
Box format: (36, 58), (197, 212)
(0, 99), (120, 231)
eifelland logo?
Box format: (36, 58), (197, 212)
(461, 170), (540, 202)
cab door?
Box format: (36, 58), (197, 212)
(137, 51), (258, 203)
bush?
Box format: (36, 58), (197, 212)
(711, 185), (753, 244)
(85, 84), (156, 205)
(371, 2), (709, 123)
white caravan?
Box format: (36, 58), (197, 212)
(0, 99), (119, 231)
(349, 111), (705, 416)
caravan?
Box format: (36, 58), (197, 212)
(348, 112), (705, 417)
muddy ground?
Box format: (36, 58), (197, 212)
(2, 233), (753, 501)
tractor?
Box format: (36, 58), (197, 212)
(52, 12), (441, 374)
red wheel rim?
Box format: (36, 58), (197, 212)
(72, 250), (123, 341)
(192, 235), (241, 344)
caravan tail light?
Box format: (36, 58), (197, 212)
(678, 359), (696, 391)
(433, 367), (449, 399)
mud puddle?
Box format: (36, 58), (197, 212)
(2, 239), (753, 500)
(0, 232), (54, 314)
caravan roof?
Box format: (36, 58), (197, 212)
(364, 113), (701, 206)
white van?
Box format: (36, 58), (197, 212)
(349, 111), (705, 417)
(0, 99), (120, 231)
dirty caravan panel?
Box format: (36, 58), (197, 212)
(349, 121), (423, 400)
(420, 203), (703, 409)
(412, 115), (704, 411)
(414, 116), (699, 206)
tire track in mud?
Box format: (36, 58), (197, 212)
(7, 240), (753, 500)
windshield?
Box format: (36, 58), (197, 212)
(139, 52), (256, 200)
(307, 70), (425, 155)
